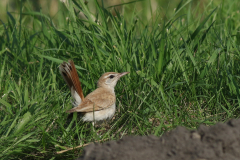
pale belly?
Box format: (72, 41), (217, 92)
(82, 103), (116, 122)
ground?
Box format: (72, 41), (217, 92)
(77, 119), (240, 160)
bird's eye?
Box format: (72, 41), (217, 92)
(109, 75), (115, 79)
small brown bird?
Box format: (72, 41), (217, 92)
(59, 60), (129, 122)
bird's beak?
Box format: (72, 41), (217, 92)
(118, 72), (130, 78)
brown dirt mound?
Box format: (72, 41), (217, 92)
(77, 119), (240, 160)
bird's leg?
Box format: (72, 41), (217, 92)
(92, 105), (96, 133)
(92, 121), (95, 132)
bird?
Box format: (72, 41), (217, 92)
(59, 60), (129, 123)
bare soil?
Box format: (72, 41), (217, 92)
(77, 119), (240, 160)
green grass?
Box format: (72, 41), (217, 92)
(1, 0), (240, 159)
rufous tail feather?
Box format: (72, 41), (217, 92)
(59, 60), (84, 106)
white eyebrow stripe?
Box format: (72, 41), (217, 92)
(104, 74), (115, 78)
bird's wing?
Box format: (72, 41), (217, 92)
(66, 88), (115, 113)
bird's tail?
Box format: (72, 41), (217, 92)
(59, 60), (84, 107)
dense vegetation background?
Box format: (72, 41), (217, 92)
(0, 0), (240, 159)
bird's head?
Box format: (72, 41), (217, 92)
(97, 72), (129, 89)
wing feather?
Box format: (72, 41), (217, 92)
(66, 88), (115, 113)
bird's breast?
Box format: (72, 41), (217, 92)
(82, 103), (116, 122)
